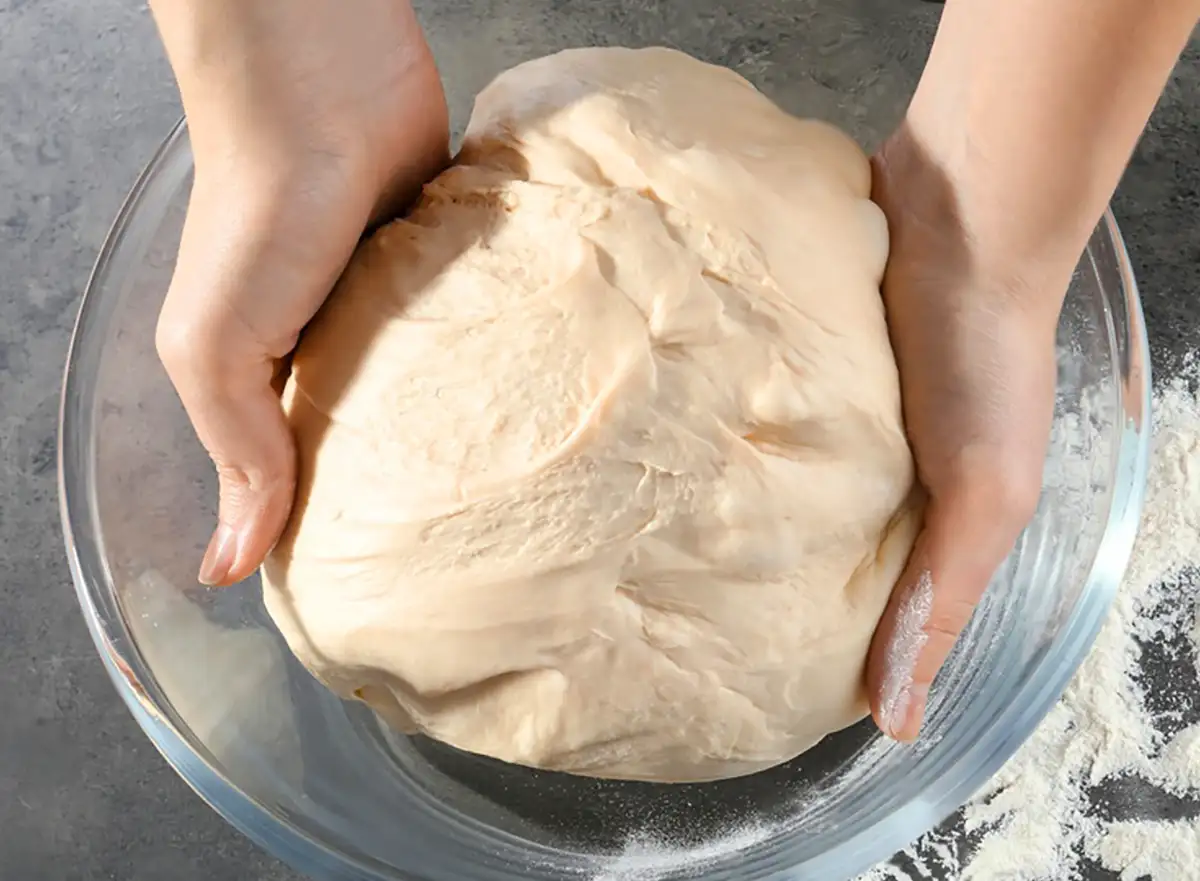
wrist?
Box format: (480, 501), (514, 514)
(892, 0), (1200, 319)
(873, 122), (1076, 324)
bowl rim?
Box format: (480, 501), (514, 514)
(58, 117), (1153, 881)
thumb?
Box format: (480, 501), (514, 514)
(866, 471), (1039, 741)
(200, 376), (296, 588)
(156, 205), (302, 588)
(157, 325), (298, 587)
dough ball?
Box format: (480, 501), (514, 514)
(262, 47), (922, 783)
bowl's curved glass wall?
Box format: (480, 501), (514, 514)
(60, 2), (1150, 880)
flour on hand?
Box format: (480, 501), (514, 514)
(858, 370), (1200, 881)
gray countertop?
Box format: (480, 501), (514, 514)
(2, 2), (1197, 879)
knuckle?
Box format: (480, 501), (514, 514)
(996, 465), (1044, 527)
(949, 456), (1044, 538)
(155, 308), (242, 400)
(926, 595), (977, 644)
(155, 311), (213, 378)
(914, 605), (975, 683)
(216, 459), (293, 493)
(153, 314), (184, 372)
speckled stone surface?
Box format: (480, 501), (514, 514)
(0, 1), (1196, 879)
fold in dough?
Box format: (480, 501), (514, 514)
(262, 46), (923, 783)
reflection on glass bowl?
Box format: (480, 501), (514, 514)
(60, 14), (1150, 880)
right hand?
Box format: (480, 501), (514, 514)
(864, 123), (1065, 741)
(150, 0), (449, 586)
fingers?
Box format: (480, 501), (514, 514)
(867, 470), (1041, 741)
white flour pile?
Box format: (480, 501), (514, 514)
(859, 372), (1200, 880)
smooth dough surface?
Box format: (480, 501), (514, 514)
(262, 47), (922, 783)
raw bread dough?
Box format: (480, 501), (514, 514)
(262, 46), (922, 783)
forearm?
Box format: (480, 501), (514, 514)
(906, 0), (1198, 289)
(148, 0), (439, 186)
(149, 0), (425, 65)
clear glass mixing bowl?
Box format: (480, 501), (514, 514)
(59, 4), (1151, 879)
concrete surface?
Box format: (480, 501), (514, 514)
(0, 1), (1196, 879)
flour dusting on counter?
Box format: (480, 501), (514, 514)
(858, 373), (1200, 880)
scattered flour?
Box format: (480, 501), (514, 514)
(1087, 818), (1200, 881)
(585, 376), (1200, 881)
(1158, 724), (1200, 794)
(594, 823), (775, 881)
(857, 374), (1200, 880)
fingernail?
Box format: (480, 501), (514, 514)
(906, 683), (931, 738)
(880, 570), (935, 739)
(198, 523), (238, 586)
(889, 682), (931, 742)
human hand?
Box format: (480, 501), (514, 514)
(864, 123), (1069, 741)
(862, 0), (1200, 741)
(150, 0), (449, 586)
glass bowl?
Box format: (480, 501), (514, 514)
(59, 6), (1151, 880)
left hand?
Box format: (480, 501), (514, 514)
(150, 0), (449, 586)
